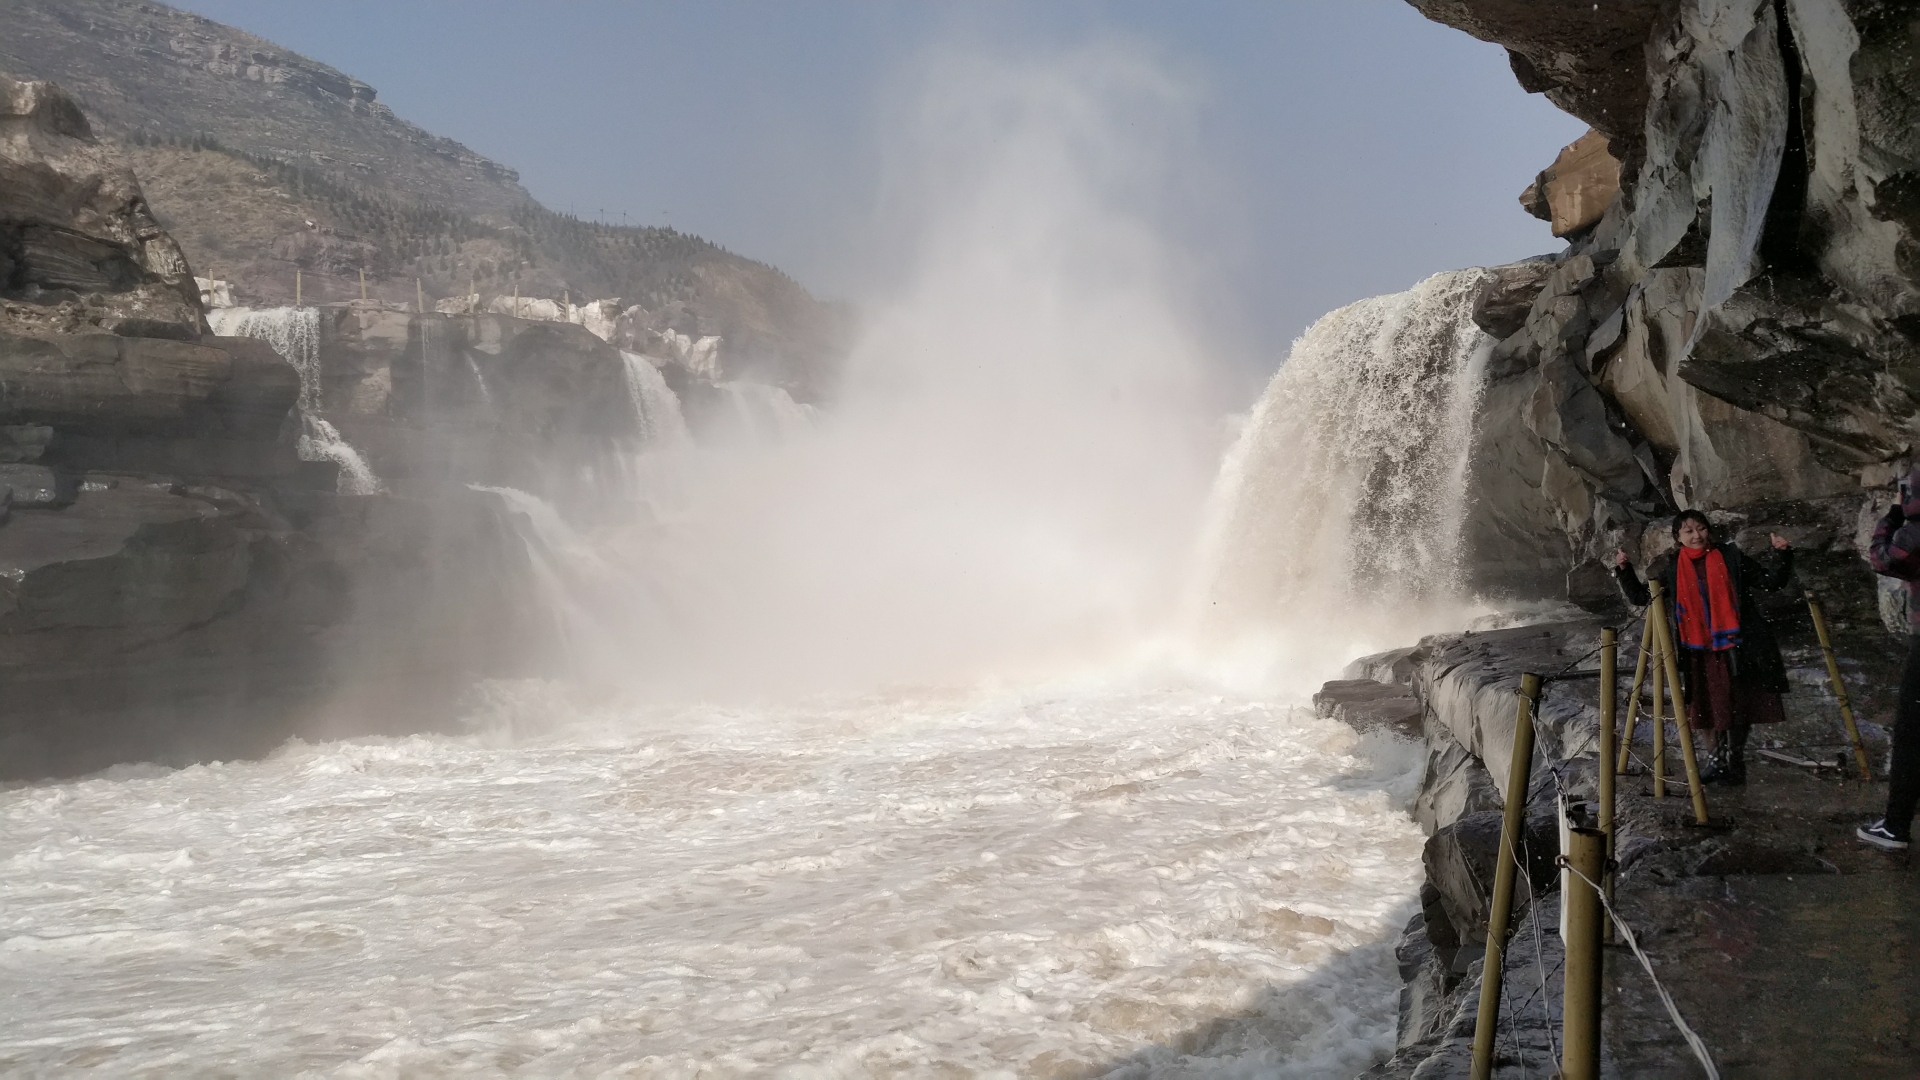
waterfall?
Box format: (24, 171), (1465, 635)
(717, 380), (814, 444)
(472, 484), (665, 677)
(618, 351), (691, 448)
(207, 306), (387, 496)
(1190, 268), (1492, 637)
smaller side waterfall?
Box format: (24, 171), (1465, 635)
(618, 351), (692, 449)
(1191, 269), (1492, 637)
(718, 381), (814, 445)
(208, 306), (387, 495)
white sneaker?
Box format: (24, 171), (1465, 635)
(1857, 820), (1911, 851)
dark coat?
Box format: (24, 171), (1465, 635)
(1615, 543), (1794, 695)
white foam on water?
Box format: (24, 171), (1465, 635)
(0, 680), (1425, 1077)
(4, 44), (1500, 1079)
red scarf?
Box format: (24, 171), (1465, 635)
(1674, 546), (1740, 651)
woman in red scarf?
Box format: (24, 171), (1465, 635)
(1614, 510), (1795, 784)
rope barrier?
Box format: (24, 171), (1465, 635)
(1561, 861), (1721, 1080)
(1519, 676), (1720, 1078)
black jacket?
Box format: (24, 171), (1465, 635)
(1615, 543), (1794, 694)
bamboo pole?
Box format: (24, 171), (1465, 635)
(1617, 616), (1653, 774)
(1649, 582), (1710, 824)
(1561, 827), (1607, 1080)
(1597, 628), (1618, 934)
(417, 278), (425, 315)
(1651, 642), (1667, 798)
(359, 267), (367, 301)
(1470, 673), (1543, 1080)
(295, 269), (302, 308)
(1806, 591), (1873, 780)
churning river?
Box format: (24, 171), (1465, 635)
(3, 677), (1425, 1077)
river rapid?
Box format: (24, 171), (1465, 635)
(3, 674), (1425, 1078)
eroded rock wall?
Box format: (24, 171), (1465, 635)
(0, 78), (585, 778)
(1423, 1), (1920, 610)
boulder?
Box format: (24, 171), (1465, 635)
(0, 462), (70, 508)
(1421, 808), (1560, 947)
(1519, 129), (1620, 238)
(1410, 723), (1502, 834)
(0, 74), (204, 338)
(1313, 678), (1423, 739)
(1468, 257), (1556, 341)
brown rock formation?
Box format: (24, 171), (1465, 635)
(0, 72), (204, 338)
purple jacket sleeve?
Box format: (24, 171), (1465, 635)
(1869, 513), (1920, 580)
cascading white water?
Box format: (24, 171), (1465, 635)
(0, 50), (1508, 1080)
(1190, 269), (1492, 649)
(207, 306), (387, 495)
(716, 380), (815, 445)
(618, 350), (692, 449)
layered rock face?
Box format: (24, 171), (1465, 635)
(0, 78), (610, 778)
(0, 73), (204, 338)
(1428, 1), (1920, 612)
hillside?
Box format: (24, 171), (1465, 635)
(0, 0), (844, 397)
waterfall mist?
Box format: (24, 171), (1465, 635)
(564, 43), (1236, 698)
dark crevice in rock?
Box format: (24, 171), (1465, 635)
(1759, 0), (1815, 276)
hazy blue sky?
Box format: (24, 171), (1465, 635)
(175, 1), (1585, 367)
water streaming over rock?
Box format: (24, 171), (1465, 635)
(207, 306), (387, 495)
(716, 380), (815, 445)
(1190, 269), (1493, 639)
(618, 351), (692, 449)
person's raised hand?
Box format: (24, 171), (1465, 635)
(1614, 548), (1630, 568)
(1770, 532), (1791, 550)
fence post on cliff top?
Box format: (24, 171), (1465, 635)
(1649, 581), (1710, 825)
(1597, 627), (1617, 938)
(1470, 672), (1542, 1080)
(1560, 826), (1607, 1080)
(1806, 590), (1874, 780)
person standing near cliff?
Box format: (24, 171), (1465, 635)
(1614, 511), (1795, 786)
(1859, 470), (1920, 850)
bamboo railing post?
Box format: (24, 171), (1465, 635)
(1597, 628), (1618, 935)
(1649, 581), (1710, 824)
(1650, 640), (1667, 798)
(1561, 827), (1608, 1080)
(417, 278), (425, 315)
(1807, 591), (1873, 780)
(295, 269), (302, 308)
(1470, 673), (1544, 1080)
(1617, 616), (1653, 774)
(359, 267), (368, 301)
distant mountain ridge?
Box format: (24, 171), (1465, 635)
(0, 0), (843, 398)
(0, 0), (528, 214)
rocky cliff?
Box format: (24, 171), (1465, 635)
(1350, 2), (1920, 1074)
(1425, 0), (1919, 616)
(0, 75), (625, 778)
(0, 0), (848, 401)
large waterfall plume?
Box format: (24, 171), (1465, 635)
(1189, 269), (1492, 661)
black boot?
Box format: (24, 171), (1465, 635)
(1725, 724), (1749, 786)
(1698, 739), (1731, 783)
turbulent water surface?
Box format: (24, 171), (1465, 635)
(1, 678), (1424, 1078)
